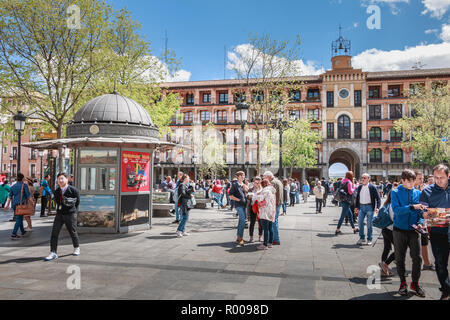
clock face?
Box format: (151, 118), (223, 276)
(89, 125), (99, 135)
(339, 88), (349, 99)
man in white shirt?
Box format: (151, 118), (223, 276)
(354, 173), (381, 246)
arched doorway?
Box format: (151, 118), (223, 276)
(329, 163), (349, 179)
(328, 148), (361, 179)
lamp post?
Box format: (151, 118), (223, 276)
(38, 150), (44, 182)
(192, 153), (198, 181)
(235, 102), (249, 172)
(13, 111), (26, 176)
(271, 109), (295, 178)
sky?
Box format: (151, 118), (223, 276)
(107, 0), (450, 81)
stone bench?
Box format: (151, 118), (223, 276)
(194, 190), (210, 209)
(152, 192), (174, 217)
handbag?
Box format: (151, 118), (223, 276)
(372, 205), (393, 229)
(15, 183), (35, 216)
(333, 182), (352, 204)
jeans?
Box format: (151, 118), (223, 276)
(289, 193), (296, 206)
(429, 232), (450, 295)
(315, 198), (323, 212)
(337, 202), (355, 229)
(282, 202), (287, 214)
(381, 228), (396, 265)
(260, 219), (274, 247)
(212, 192), (223, 207)
(177, 206), (190, 232)
(393, 228), (422, 283)
(236, 206), (246, 239)
(175, 202), (181, 221)
(226, 193), (230, 206)
(272, 205), (281, 243)
(50, 213), (80, 253)
(295, 192), (300, 204)
(358, 204), (374, 241)
(12, 214), (25, 236)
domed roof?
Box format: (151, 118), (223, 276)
(73, 92), (154, 126)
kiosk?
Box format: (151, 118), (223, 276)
(24, 92), (174, 233)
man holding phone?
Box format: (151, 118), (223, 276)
(391, 169), (426, 297)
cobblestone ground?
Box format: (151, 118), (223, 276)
(0, 198), (445, 300)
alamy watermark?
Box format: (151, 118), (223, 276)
(66, 265), (81, 290)
(366, 5), (381, 30)
(366, 265), (381, 290)
(66, 4), (81, 30)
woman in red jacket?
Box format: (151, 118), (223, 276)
(211, 180), (226, 209)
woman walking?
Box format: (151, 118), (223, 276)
(248, 177), (263, 242)
(379, 189), (396, 277)
(256, 179), (276, 250)
(211, 180), (225, 209)
(176, 174), (195, 238)
(4, 173), (31, 239)
(0, 180), (11, 208)
(302, 180), (310, 203)
(335, 171), (359, 235)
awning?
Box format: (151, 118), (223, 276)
(22, 136), (180, 151)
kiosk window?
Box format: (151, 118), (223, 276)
(100, 168), (107, 190)
(80, 168), (87, 190)
(109, 168), (116, 191)
(80, 150), (117, 164)
(88, 168), (96, 190)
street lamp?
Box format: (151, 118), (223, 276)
(271, 109), (295, 178)
(235, 102), (249, 172)
(38, 150), (44, 181)
(192, 153), (198, 181)
(13, 111), (26, 176)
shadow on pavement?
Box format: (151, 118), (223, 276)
(350, 291), (410, 300)
(332, 244), (364, 249)
(146, 235), (178, 240)
(316, 233), (335, 238)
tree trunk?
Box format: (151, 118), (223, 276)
(57, 124), (65, 173)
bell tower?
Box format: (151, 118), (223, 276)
(331, 25), (352, 70)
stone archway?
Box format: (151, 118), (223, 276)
(328, 148), (361, 179)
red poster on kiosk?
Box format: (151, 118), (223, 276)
(121, 151), (150, 193)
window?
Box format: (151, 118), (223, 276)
(432, 81), (448, 95)
(219, 92), (228, 104)
(80, 150), (117, 164)
(202, 93), (211, 103)
(200, 111), (211, 122)
(183, 112), (193, 123)
(354, 122), (361, 139)
(410, 83), (424, 96)
(253, 91), (264, 102)
(369, 149), (382, 163)
(3, 147), (7, 154)
(290, 110), (301, 120)
(216, 110), (227, 123)
(390, 149), (403, 163)
(369, 105), (382, 120)
(30, 164), (36, 177)
(388, 85), (401, 97)
(307, 89), (320, 101)
(337, 115), (351, 139)
(390, 128), (403, 142)
(29, 149), (37, 160)
(308, 109), (320, 120)
(290, 90), (301, 102)
(369, 127), (382, 141)
(354, 90), (362, 107)
(389, 104), (402, 119)
(327, 91), (334, 107)
(12, 164), (16, 176)
(327, 123), (334, 139)
(234, 92), (246, 102)
(186, 94), (194, 105)
(12, 147), (17, 160)
(271, 91), (281, 103)
(369, 86), (380, 99)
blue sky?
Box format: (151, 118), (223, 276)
(107, 0), (450, 81)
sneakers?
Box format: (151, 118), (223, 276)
(353, 228), (359, 234)
(357, 239), (366, 245)
(248, 237), (254, 243)
(25, 227), (33, 232)
(176, 231), (183, 238)
(422, 264), (435, 271)
(257, 244), (267, 250)
(73, 247), (80, 256)
(10, 234), (21, 240)
(335, 229), (342, 235)
(258, 236), (263, 242)
(410, 282), (426, 298)
(171, 220), (180, 224)
(398, 282), (408, 296)
(238, 239), (245, 246)
(268, 244), (273, 248)
(182, 232), (190, 236)
(367, 241), (373, 246)
(44, 252), (58, 261)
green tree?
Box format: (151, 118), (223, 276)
(197, 122), (227, 180)
(394, 82), (450, 168)
(282, 119), (322, 177)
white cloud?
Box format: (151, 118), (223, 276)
(165, 69), (192, 82)
(227, 43), (324, 78)
(421, 0), (450, 19)
(142, 55), (191, 83)
(425, 28), (439, 33)
(440, 23), (450, 41)
(352, 42), (450, 71)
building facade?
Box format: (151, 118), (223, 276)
(160, 46), (450, 183)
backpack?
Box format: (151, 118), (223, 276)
(372, 205), (393, 229)
(333, 181), (352, 203)
(290, 183), (297, 193)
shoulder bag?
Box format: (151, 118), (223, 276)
(16, 183), (35, 216)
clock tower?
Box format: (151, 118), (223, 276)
(320, 29), (368, 179)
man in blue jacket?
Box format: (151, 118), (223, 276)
(420, 164), (450, 300)
(391, 169), (427, 297)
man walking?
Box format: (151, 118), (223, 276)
(263, 171), (283, 245)
(40, 174), (52, 217)
(313, 181), (325, 214)
(420, 164), (450, 300)
(354, 173), (381, 246)
(391, 169), (426, 297)
(172, 171), (184, 224)
(321, 178), (330, 207)
(44, 173), (80, 261)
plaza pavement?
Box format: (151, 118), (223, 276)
(0, 197), (445, 300)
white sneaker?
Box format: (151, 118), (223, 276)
(357, 239), (366, 245)
(176, 231), (183, 238)
(367, 241), (372, 246)
(44, 252), (58, 261)
(73, 247), (80, 256)
(182, 232), (190, 236)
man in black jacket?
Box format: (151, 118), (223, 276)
(354, 173), (381, 246)
(45, 172), (80, 261)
